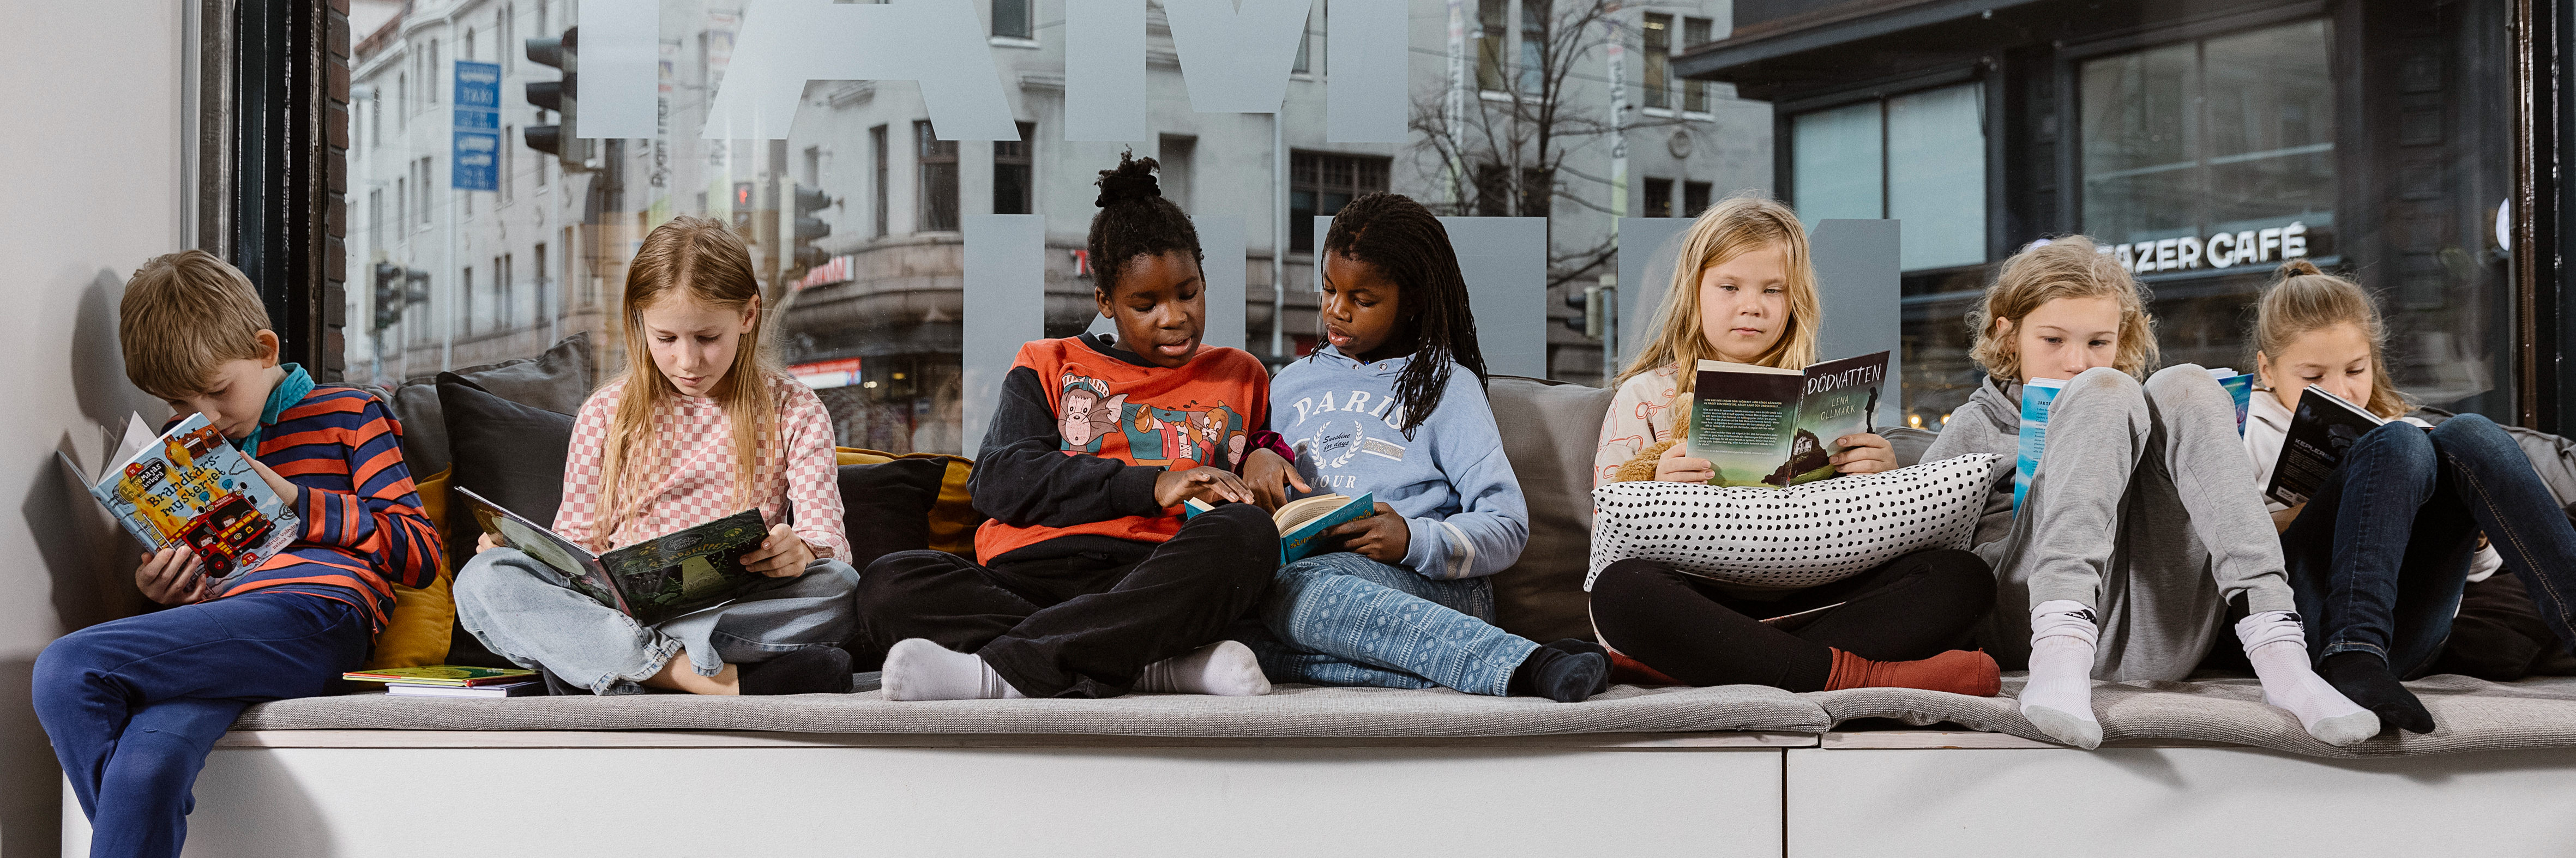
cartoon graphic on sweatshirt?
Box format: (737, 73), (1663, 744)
(1057, 373), (1129, 454)
(1093, 398), (1247, 468)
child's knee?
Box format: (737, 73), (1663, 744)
(2057, 366), (2146, 413)
(1189, 503), (1284, 557)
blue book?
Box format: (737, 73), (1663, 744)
(1184, 492), (1376, 564)
(61, 412), (300, 584)
(2012, 378), (2066, 512)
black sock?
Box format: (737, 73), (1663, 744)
(1539, 639), (1612, 696)
(1509, 643), (1608, 703)
(739, 646), (856, 696)
(2319, 651), (2434, 734)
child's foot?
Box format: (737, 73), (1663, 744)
(881, 638), (1026, 701)
(2238, 611), (2380, 746)
(2019, 600), (2104, 750)
(1134, 641), (1272, 696)
(1540, 639), (1613, 697)
(1510, 643), (1609, 703)
(738, 646), (854, 696)
(2320, 651), (2435, 734)
(1822, 648), (2001, 697)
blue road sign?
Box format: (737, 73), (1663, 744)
(453, 61), (502, 191)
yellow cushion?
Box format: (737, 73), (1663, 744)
(363, 467), (458, 669)
(834, 447), (980, 558)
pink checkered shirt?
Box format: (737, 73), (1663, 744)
(554, 373), (849, 560)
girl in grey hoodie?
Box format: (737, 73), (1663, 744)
(1919, 237), (2374, 748)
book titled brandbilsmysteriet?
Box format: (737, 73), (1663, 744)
(1687, 352), (1889, 487)
(57, 412), (299, 583)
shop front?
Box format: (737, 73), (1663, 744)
(1683, 0), (2519, 430)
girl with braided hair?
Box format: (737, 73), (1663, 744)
(857, 151), (1294, 700)
(1238, 192), (1608, 702)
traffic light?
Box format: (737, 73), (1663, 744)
(791, 184), (833, 270)
(371, 263), (431, 331)
(525, 27), (593, 171)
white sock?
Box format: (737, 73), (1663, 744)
(1133, 641), (1272, 696)
(2020, 600), (2104, 750)
(2238, 611), (2379, 746)
(881, 638), (1026, 702)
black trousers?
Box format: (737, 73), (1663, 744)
(1587, 548), (1994, 692)
(851, 504), (1280, 698)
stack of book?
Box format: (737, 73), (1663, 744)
(342, 665), (542, 698)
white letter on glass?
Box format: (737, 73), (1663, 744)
(704, 0), (1017, 141)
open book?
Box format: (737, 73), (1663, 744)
(2265, 385), (2390, 508)
(453, 487), (772, 627)
(1687, 352), (1888, 487)
(1184, 492), (1376, 564)
(59, 412), (299, 583)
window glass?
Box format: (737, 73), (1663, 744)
(1642, 14), (1670, 110)
(1643, 178), (1672, 218)
(991, 0), (1031, 40)
(994, 123), (1033, 216)
(1791, 101), (1882, 223)
(917, 120), (960, 232)
(1292, 151), (1392, 252)
(1887, 84), (1985, 270)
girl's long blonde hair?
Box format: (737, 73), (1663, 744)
(1966, 235), (2159, 382)
(2254, 259), (2409, 419)
(599, 216), (784, 532)
(1615, 193), (1821, 394)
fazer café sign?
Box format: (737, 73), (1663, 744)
(2101, 220), (2309, 275)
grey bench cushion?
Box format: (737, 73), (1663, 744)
(1816, 674), (2576, 758)
(237, 683), (1830, 737)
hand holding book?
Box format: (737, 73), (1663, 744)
(1825, 432), (1897, 475)
(134, 545), (212, 606)
(1319, 502), (1409, 563)
(1239, 448), (1308, 512)
(739, 523), (818, 577)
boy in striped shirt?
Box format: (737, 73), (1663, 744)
(34, 250), (441, 858)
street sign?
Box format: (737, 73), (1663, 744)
(453, 61), (502, 191)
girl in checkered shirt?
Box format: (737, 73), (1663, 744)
(453, 216), (859, 696)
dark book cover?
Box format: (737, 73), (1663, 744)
(2266, 386), (2388, 507)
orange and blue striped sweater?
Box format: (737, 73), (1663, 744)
(164, 379), (442, 629)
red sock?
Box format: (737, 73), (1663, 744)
(1822, 648), (2001, 697)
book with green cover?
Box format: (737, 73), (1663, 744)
(342, 665), (537, 687)
(1686, 351), (1890, 487)
(451, 486), (773, 627)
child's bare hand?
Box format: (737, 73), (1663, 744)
(135, 546), (209, 606)
(1322, 504), (1411, 563)
(1831, 433), (1898, 475)
(1155, 466), (1253, 508)
(245, 458), (300, 501)
(476, 532), (508, 554)
(741, 523), (817, 578)
(1241, 448), (1309, 512)
(1654, 443), (1715, 484)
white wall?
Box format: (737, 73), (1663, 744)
(0, 1), (190, 854)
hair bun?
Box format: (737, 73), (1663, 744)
(1094, 153), (1163, 208)
(2277, 258), (2324, 278)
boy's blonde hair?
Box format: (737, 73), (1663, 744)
(598, 216), (784, 534)
(120, 249), (275, 397)
(1966, 235), (2159, 382)
(1616, 193), (1821, 394)
(2254, 259), (2409, 419)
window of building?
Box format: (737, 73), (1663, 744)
(2080, 18), (2335, 273)
(1159, 135), (1196, 211)
(1791, 82), (1987, 271)
(1477, 0), (1507, 92)
(501, 126), (514, 203)
(1642, 177), (1673, 217)
(416, 158), (434, 227)
(1291, 152), (1391, 252)
(396, 72), (407, 130)
(993, 123), (1034, 215)
(1293, 3), (1316, 75)
(368, 190), (383, 255)
(992, 0), (1032, 40)
(426, 39), (439, 104)
(803, 145), (822, 188)
(1643, 14), (1670, 110)
(1473, 164), (1551, 217)
(871, 124), (890, 238)
(533, 243), (548, 323)
(1683, 180), (1712, 218)
(461, 265), (475, 335)
(916, 120), (959, 232)
(499, 253), (515, 329)
(1682, 17), (1712, 113)
(1518, 0), (1548, 94)
(370, 89), (382, 149)
(465, 27), (477, 62)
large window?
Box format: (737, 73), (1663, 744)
(2080, 19), (2336, 273)
(1642, 14), (1713, 113)
(916, 120), (959, 232)
(994, 122), (1033, 216)
(1791, 83), (1987, 271)
(1290, 152), (1390, 253)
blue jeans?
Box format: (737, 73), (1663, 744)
(2282, 414), (2576, 677)
(1238, 552), (1538, 696)
(33, 592), (372, 858)
(455, 548), (860, 694)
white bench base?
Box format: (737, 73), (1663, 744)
(62, 731), (2576, 857)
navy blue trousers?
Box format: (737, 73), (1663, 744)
(33, 592), (370, 858)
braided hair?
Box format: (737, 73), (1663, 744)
(1086, 150), (1203, 297)
(1318, 192), (1487, 438)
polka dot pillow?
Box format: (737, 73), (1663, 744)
(1586, 454), (2000, 591)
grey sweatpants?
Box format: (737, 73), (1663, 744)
(1973, 365), (2296, 682)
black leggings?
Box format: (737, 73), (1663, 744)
(1587, 548), (1994, 691)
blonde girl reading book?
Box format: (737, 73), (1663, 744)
(2245, 259), (2576, 734)
(1919, 237), (2372, 748)
(454, 216), (859, 696)
(1586, 194), (2001, 698)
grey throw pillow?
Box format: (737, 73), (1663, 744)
(1485, 375), (1618, 644)
(388, 333), (594, 477)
